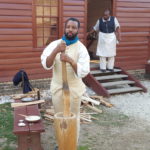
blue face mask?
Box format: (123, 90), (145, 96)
(62, 35), (79, 46)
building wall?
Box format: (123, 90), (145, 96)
(114, 0), (150, 70)
(59, 0), (87, 44)
(0, 0), (150, 83)
(0, 0), (51, 82)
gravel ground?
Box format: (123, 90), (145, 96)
(109, 80), (150, 124)
(1, 80), (150, 124)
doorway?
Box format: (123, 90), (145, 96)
(87, 0), (113, 59)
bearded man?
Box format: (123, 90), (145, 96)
(41, 17), (90, 150)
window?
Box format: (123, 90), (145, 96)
(34, 0), (59, 48)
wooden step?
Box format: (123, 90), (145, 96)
(95, 74), (128, 80)
(90, 69), (121, 75)
(101, 80), (135, 87)
(108, 87), (143, 94)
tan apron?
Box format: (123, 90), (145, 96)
(50, 41), (86, 99)
(50, 42), (85, 142)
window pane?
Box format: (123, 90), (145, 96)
(44, 0), (50, 5)
(51, 18), (57, 25)
(44, 37), (49, 45)
(37, 0), (43, 5)
(44, 18), (51, 27)
(44, 28), (50, 37)
(37, 38), (44, 47)
(51, 7), (58, 16)
(36, 6), (43, 16)
(44, 7), (50, 16)
(36, 18), (43, 27)
(51, 0), (58, 6)
(37, 28), (43, 36)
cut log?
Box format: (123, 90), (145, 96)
(11, 100), (45, 108)
(82, 101), (102, 113)
(90, 96), (113, 107)
(81, 96), (100, 105)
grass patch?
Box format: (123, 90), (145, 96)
(0, 103), (16, 147)
(78, 145), (89, 150)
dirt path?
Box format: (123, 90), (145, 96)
(41, 107), (150, 150)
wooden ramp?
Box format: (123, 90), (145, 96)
(83, 65), (147, 97)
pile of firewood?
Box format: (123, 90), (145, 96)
(43, 94), (113, 124)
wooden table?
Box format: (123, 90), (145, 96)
(13, 100), (45, 150)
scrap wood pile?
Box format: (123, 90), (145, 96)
(43, 94), (114, 124)
(10, 90), (114, 123)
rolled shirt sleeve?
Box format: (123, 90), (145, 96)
(93, 20), (100, 32)
(77, 42), (90, 78)
(41, 40), (60, 70)
(114, 17), (120, 29)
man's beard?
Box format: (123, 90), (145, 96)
(65, 32), (78, 40)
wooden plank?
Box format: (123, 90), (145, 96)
(116, 2), (150, 8)
(83, 74), (110, 97)
(0, 63), (42, 71)
(0, 0), (32, 4)
(0, 29), (32, 35)
(116, 60), (147, 66)
(108, 87), (142, 94)
(116, 7), (150, 13)
(27, 105), (45, 132)
(117, 0), (150, 3)
(102, 80), (135, 87)
(116, 56), (148, 62)
(121, 32), (150, 37)
(63, 11), (85, 17)
(0, 41), (32, 47)
(121, 22), (150, 27)
(0, 68), (49, 77)
(90, 69), (121, 75)
(0, 35), (33, 41)
(118, 41), (149, 47)
(121, 27), (150, 32)
(13, 106), (29, 134)
(117, 50), (148, 57)
(0, 47), (33, 53)
(0, 9), (32, 16)
(0, 52), (41, 59)
(63, 0), (84, 6)
(0, 72), (52, 82)
(121, 36), (148, 42)
(95, 74), (128, 80)
(0, 16), (32, 22)
(0, 3), (32, 10)
(118, 17), (150, 23)
(117, 12), (150, 18)
(64, 17), (85, 22)
(0, 57), (40, 65)
(63, 6), (84, 11)
(117, 46), (149, 50)
(0, 22), (32, 28)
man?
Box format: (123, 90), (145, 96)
(89, 9), (121, 72)
(41, 17), (90, 149)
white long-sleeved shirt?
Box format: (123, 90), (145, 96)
(41, 39), (90, 78)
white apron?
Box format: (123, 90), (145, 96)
(96, 32), (117, 57)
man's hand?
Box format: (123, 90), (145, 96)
(60, 53), (73, 64)
(56, 41), (67, 53)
